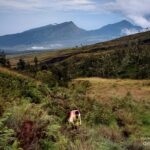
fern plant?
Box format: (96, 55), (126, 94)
(0, 113), (22, 150)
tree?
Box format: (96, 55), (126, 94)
(6, 60), (11, 68)
(17, 59), (26, 70)
(34, 56), (38, 67)
(0, 51), (6, 66)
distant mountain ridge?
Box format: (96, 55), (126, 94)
(0, 20), (142, 52)
(90, 20), (142, 37)
(0, 21), (86, 47)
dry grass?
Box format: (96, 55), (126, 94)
(7, 48), (78, 67)
(0, 67), (41, 85)
(75, 78), (150, 103)
(8, 51), (60, 67)
(0, 67), (28, 78)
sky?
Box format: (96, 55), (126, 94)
(0, 0), (150, 36)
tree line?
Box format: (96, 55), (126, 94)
(0, 51), (39, 72)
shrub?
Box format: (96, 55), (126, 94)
(0, 113), (22, 150)
(22, 87), (43, 103)
(99, 126), (122, 142)
(36, 71), (58, 87)
(112, 92), (137, 113)
(3, 102), (67, 150)
(69, 80), (91, 94)
(85, 101), (115, 126)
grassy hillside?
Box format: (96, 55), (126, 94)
(1, 31), (150, 149)
(8, 31), (150, 64)
(54, 31), (150, 79)
(8, 31), (150, 79)
(0, 67), (150, 149)
(75, 78), (150, 103)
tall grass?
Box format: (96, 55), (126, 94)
(0, 69), (149, 149)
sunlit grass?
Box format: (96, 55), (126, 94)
(75, 77), (150, 103)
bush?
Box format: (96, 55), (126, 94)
(0, 113), (22, 149)
(22, 87), (43, 103)
(84, 101), (115, 126)
(112, 92), (137, 113)
(3, 102), (67, 150)
(36, 71), (58, 87)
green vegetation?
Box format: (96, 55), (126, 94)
(0, 67), (150, 149)
(0, 31), (150, 149)
(0, 51), (11, 68)
(51, 32), (150, 79)
(8, 31), (150, 81)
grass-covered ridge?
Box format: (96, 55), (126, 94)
(8, 31), (150, 80)
(1, 30), (150, 149)
(0, 67), (150, 149)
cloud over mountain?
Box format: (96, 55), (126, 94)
(104, 0), (150, 28)
(0, 0), (149, 36)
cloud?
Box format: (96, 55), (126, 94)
(121, 28), (139, 35)
(0, 0), (40, 11)
(1, 0), (150, 28)
(0, 0), (96, 12)
(31, 43), (63, 50)
(104, 0), (150, 28)
(31, 46), (45, 50)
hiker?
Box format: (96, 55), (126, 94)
(68, 110), (81, 129)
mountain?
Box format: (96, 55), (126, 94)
(0, 20), (143, 52)
(0, 21), (87, 51)
(90, 20), (142, 38)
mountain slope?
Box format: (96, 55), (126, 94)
(8, 30), (150, 80)
(90, 20), (142, 38)
(0, 20), (143, 51)
(54, 31), (150, 79)
(0, 21), (86, 47)
(21, 30), (149, 80)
